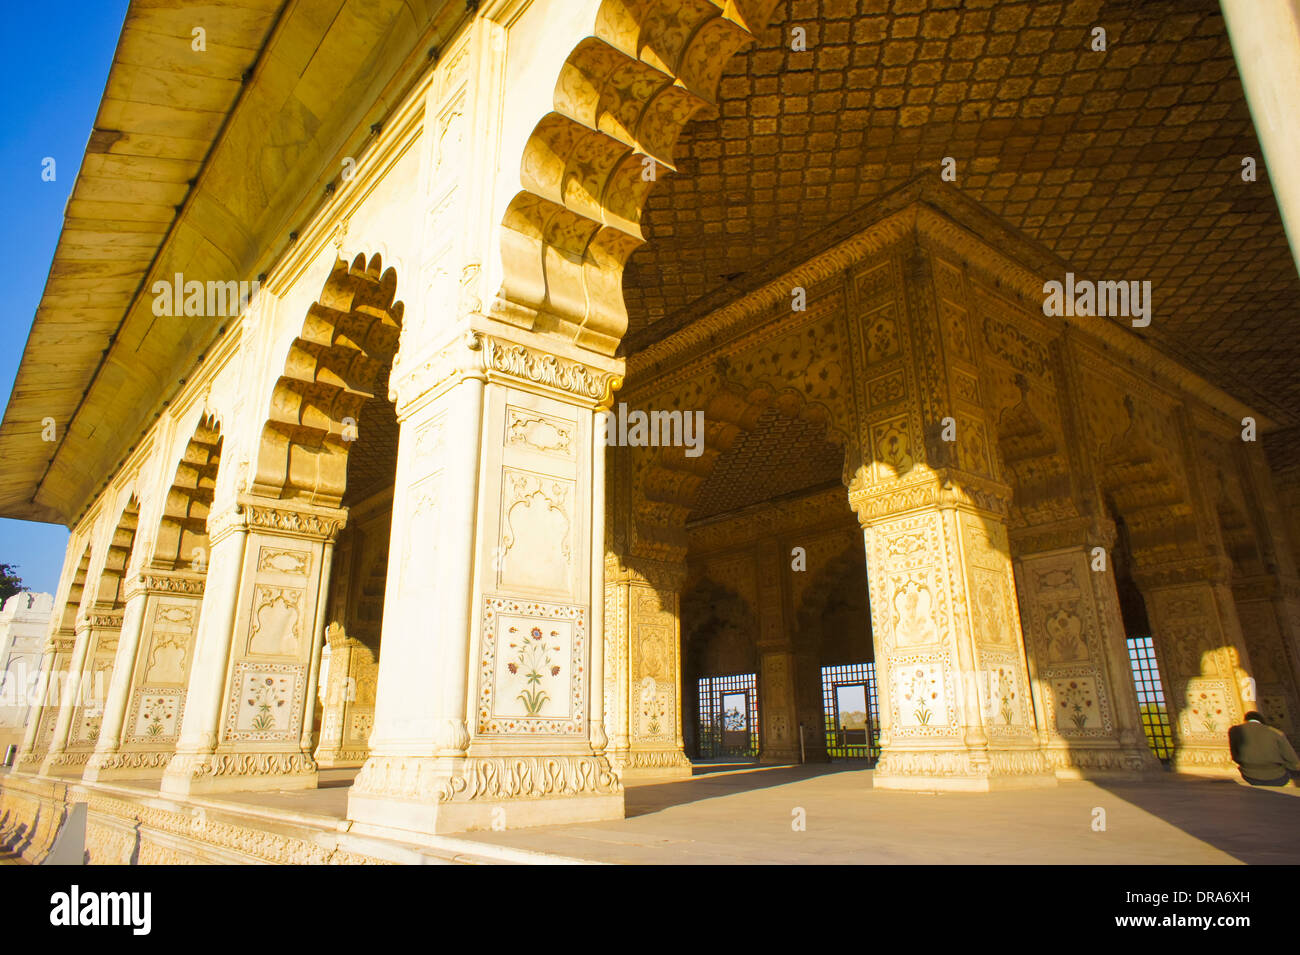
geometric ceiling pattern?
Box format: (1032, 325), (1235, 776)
(623, 0), (1299, 451)
(689, 407), (846, 521)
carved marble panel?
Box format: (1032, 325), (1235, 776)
(477, 597), (586, 736)
(246, 585), (306, 657)
(224, 662), (307, 742)
(498, 468), (575, 596)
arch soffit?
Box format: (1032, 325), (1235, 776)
(495, 0), (784, 356)
(250, 253), (404, 507)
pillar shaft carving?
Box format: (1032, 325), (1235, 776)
(1136, 559), (1253, 773)
(83, 570), (207, 781)
(161, 496), (345, 795)
(601, 551), (691, 778)
(348, 349), (624, 836)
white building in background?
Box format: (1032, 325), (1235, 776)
(0, 593), (53, 761)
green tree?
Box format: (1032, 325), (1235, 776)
(0, 564), (28, 605)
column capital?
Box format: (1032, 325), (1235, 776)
(208, 494), (348, 544)
(605, 551), (688, 590)
(390, 324), (625, 418)
(1133, 553), (1233, 591)
(123, 569), (206, 601)
(849, 470), (1013, 526)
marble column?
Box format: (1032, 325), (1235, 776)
(346, 329), (624, 835)
(160, 495), (345, 795)
(83, 571), (205, 781)
(1137, 558), (1255, 774)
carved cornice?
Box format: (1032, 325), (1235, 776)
(124, 571), (206, 600)
(849, 470), (1013, 524)
(481, 334), (622, 407)
(389, 328), (485, 415)
(1009, 515), (1096, 556)
(1231, 574), (1281, 603)
(209, 495), (348, 544)
(391, 329), (625, 414)
(1134, 555), (1233, 591)
(605, 553), (689, 591)
(86, 610), (124, 631)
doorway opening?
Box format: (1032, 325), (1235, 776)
(697, 672), (759, 759)
(820, 662), (880, 760)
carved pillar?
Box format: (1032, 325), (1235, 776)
(12, 638), (72, 773)
(160, 495), (345, 795)
(1137, 558), (1253, 774)
(1012, 519), (1161, 776)
(755, 541), (798, 763)
(604, 553), (692, 778)
(83, 571), (205, 781)
(346, 330), (624, 835)
(853, 490), (1056, 790)
(844, 245), (1054, 790)
(314, 625), (378, 769)
(40, 610), (122, 777)
(1232, 576), (1300, 744)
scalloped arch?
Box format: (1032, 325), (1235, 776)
(496, 0), (783, 355)
(250, 254), (404, 507)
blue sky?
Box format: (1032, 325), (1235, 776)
(0, 1), (131, 595)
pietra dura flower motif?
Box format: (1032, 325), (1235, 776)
(507, 625), (562, 716)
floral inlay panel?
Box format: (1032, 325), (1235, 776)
(889, 654), (958, 736)
(126, 687), (185, 743)
(478, 597), (585, 736)
(1050, 677), (1101, 732)
(224, 662), (307, 742)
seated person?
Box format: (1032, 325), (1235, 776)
(1228, 711), (1300, 786)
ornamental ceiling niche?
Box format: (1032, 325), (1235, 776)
(619, 0), (1298, 457)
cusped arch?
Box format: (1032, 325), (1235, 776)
(630, 376), (860, 560)
(1096, 397), (1198, 568)
(251, 254), (404, 507)
(496, 0), (784, 355)
(92, 495), (141, 610)
(152, 414), (223, 572)
(681, 575), (758, 677)
(58, 544), (93, 635)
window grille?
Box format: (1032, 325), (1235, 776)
(1127, 636), (1174, 761)
(821, 662), (880, 759)
(697, 672), (759, 758)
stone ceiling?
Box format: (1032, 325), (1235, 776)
(689, 406), (844, 521)
(621, 0), (1300, 450)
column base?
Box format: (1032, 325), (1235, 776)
(82, 750), (173, 783)
(873, 746), (1059, 792)
(314, 751), (368, 770)
(347, 753), (625, 835)
(1041, 742), (1164, 779)
(39, 750), (92, 778)
(1171, 745), (1240, 777)
(608, 747), (693, 780)
(160, 751), (319, 795)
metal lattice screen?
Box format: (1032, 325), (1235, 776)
(821, 663), (881, 759)
(697, 673), (759, 758)
(1127, 635), (1175, 761)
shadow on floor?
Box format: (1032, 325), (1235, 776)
(1088, 774), (1300, 865)
(625, 760), (867, 817)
